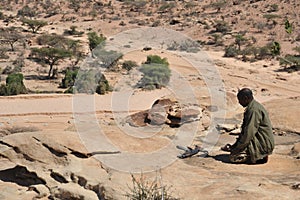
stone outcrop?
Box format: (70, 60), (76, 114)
(290, 142), (300, 159)
(126, 98), (202, 128)
(0, 131), (114, 200)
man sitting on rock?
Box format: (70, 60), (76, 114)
(222, 88), (275, 164)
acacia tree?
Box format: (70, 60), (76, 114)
(234, 34), (247, 51)
(87, 31), (106, 51)
(31, 47), (72, 78)
(37, 34), (83, 67)
(22, 18), (47, 33)
(0, 28), (23, 51)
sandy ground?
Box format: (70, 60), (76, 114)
(0, 49), (299, 199)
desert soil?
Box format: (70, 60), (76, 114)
(0, 1), (300, 199)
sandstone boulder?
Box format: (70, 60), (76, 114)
(127, 98), (202, 128)
(290, 142), (300, 159)
(0, 131), (115, 200)
(50, 182), (98, 200)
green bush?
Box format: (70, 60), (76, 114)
(263, 14), (280, 21)
(87, 32), (106, 51)
(0, 73), (27, 96)
(268, 4), (279, 12)
(145, 55), (169, 65)
(0, 11), (4, 20)
(63, 26), (84, 36)
(96, 74), (111, 95)
(61, 69), (79, 89)
(138, 55), (171, 90)
(214, 20), (231, 34)
(73, 70), (111, 95)
(93, 48), (123, 69)
(224, 45), (239, 57)
(122, 60), (138, 71)
(279, 55), (300, 72)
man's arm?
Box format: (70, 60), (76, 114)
(231, 110), (261, 154)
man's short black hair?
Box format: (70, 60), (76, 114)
(237, 88), (253, 99)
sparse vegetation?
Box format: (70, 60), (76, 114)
(17, 5), (36, 18)
(30, 47), (72, 79)
(234, 34), (247, 51)
(63, 26), (84, 36)
(73, 70), (111, 94)
(167, 39), (200, 53)
(125, 173), (179, 200)
(60, 68), (79, 89)
(224, 45), (239, 57)
(0, 27), (23, 51)
(92, 47), (123, 69)
(138, 55), (171, 90)
(213, 20), (231, 34)
(0, 73), (27, 96)
(279, 46), (300, 72)
(285, 19), (293, 34)
(21, 18), (47, 33)
(122, 60), (138, 71)
(207, 0), (227, 13)
(87, 31), (106, 51)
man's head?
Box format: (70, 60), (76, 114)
(237, 88), (253, 107)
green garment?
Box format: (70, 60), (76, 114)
(231, 100), (275, 163)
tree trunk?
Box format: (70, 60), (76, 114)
(10, 43), (14, 51)
(48, 65), (53, 79)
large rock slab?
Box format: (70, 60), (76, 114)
(0, 131), (115, 200)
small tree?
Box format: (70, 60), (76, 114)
(37, 34), (84, 67)
(22, 18), (47, 33)
(87, 32), (106, 51)
(31, 47), (72, 78)
(0, 28), (23, 51)
(37, 34), (68, 47)
(214, 20), (231, 34)
(209, 33), (223, 46)
(234, 34), (247, 51)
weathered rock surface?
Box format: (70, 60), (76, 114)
(50, 183), (99, 200)
(290, 142), (300, 159)
(0, 131), (114, 200)
(127, 98), (202, 127)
